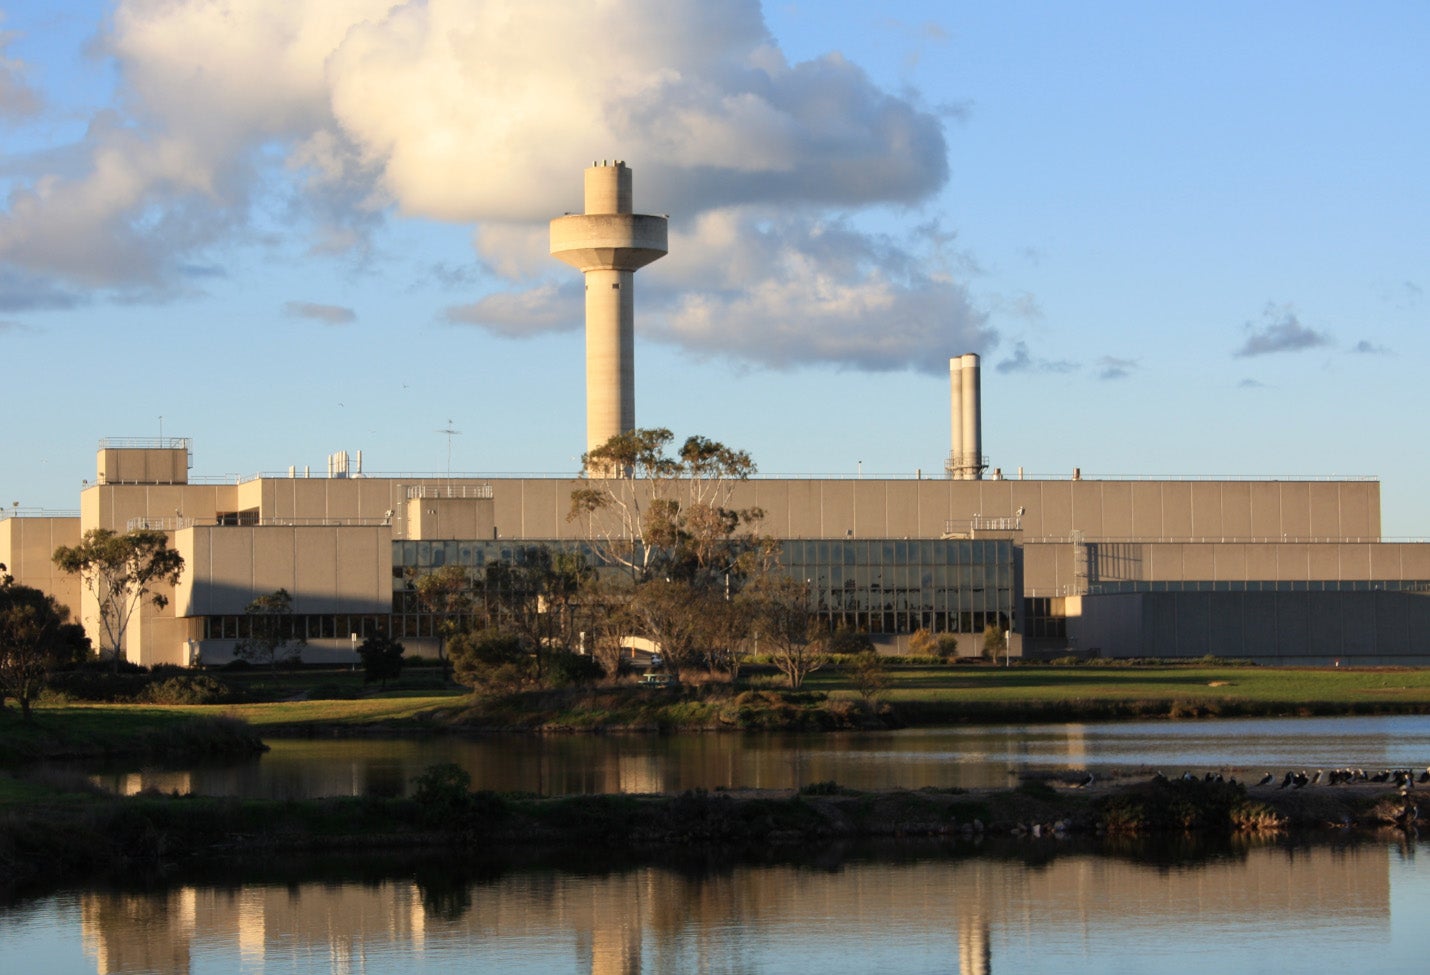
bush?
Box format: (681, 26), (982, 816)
(412, 762), (473, 823)
(544, 651), (604, 687)
(46, 668), (150, 702)
(908, 628), (959, 658)
(448, 629), (532, 692)
(137, 675), (231, 705)
(826, 628), (874, 655)
(357, 632), (406, 686)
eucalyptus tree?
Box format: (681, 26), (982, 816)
(52, 528), (184, 672)
(0, 565), (88, 720)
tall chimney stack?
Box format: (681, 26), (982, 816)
(550, 162), (668, 465)
(947, 353), (985, 479)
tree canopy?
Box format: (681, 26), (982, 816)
(234, 588), (306, 669)
(569, 428), (768, 586)
(52, 528), (184, 672)
(0, 564), (88, 719)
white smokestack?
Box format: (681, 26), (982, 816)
(947, 353), (984, 480)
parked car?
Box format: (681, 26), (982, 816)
(640, 672), (679, 687)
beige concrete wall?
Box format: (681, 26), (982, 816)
(1087, 541), (1430, 584)
(0, 516), (82, 613)
(97, 447), (189, 485)
(89, 483), (239, 532)
(174, 525), (392, 617)
(404, 496), (494, 540)
(82, 474), (1381, 545)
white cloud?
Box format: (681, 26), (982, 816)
(1234, 302), (1331, 357)
(445, 281), (575, 336)
(454, 208), (994, 372)
(285, 300), (356, 325)
(0, 20), (42, 119)
(995, 340), (1076, 375)
(1, 0), (966, 375)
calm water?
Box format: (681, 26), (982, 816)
(2, 839), (1427, 974)
(85, 715), (1430, 798)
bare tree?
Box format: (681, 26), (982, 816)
(234, 588), (306, 670)
(52, 529), (184, 672)
(625, 579), (722, 678)
(568, 428), (765, 585)
(742, 576), (828, 689)
(413, 564), (473, 668)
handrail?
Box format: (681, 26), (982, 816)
(97, 437), (192, 450)
(225, 470), (1382, 483)
(1, 508), (80, 520)
(126, 516), (390, 530)
(1021, 535), (1425, 545)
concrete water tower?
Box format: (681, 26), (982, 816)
(550, 162), (668, 461)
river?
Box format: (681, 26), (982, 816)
(2, 837), (1426, 974)
(8, 715), (1430, 973)
(84, 714), (1430, 798)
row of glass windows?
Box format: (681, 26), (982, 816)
(202, 615), (388, 641)
(387, 538), (1020, 635)
(392, 538), (1021, 573)
(780, 538), (1016, 568)
(1090, 579), (1430, 594)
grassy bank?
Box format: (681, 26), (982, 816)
(7, 663), (1430, 757)
(0, 770), (1420, 897)
(0, 705), (267, 765)
(451, 663), (1430, 730)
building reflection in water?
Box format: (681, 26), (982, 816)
(81, 726), (1129, 802)
(74, 842), (1396, 975)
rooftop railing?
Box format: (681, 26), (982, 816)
(0, 508), (80, 520)
(97, 437), (193, 451)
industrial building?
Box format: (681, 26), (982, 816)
(5, 163), (1429, 667)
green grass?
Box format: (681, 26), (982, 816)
(220, 692), (467, 728)
(9, 663), (1430, 757)
(807, 664), (1430, 710)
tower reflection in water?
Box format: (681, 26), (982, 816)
(72, 842), (1402, 975)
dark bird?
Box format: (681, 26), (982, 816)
(1081, 772), (1095, 788)
(1292, 772), (1309, 789)
(1258, 772), (1274, 786)
(1279, 772), (1294, 789)
(1419, 769), (1429, 784)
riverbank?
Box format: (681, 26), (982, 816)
(0, 769), (1421, 898)
(7, 662), (1430, 764)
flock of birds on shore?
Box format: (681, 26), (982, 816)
(1259, 767), (1430, 789)
(1128, 767), (1430, 789)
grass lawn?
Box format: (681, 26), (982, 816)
(806, 663), (1430, 709)
(220, 691), (467, 727)
(7, 664), (1429, 759)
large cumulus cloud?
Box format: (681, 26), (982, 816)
(0, 0), (991, 370)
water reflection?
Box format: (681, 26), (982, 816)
(1, 839), (1420, 975)
(83, 715), (1430, 799)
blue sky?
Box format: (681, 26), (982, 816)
(2, 1), (1426, 535)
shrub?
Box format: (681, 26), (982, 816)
(412, 763), (473, 823)
(357, 632), (406, 686)
(544, 651), (604, 688)
(909, 629), (960, 659)
(826, 627), (874, 655)
(138, 674), (231, 705)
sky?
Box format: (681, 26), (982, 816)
(2, 1), (1427, 536)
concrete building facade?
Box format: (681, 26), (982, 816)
(6, 438), (1429, 667)
(5, 163), (1428, 669)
